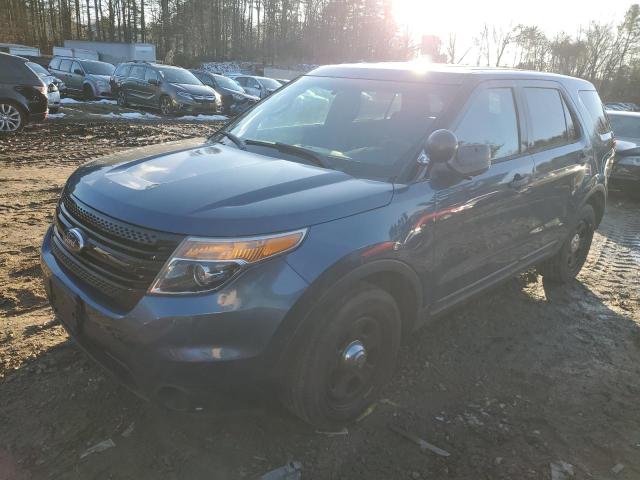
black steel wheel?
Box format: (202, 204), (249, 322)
(283, 282), (401, 429)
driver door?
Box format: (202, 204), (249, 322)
(430, 81), (538, 312)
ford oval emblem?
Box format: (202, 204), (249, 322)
(63, 227), (86, 253)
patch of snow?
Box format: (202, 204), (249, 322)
(177, 114), (228, 121)
(60, 97), (82, 104)
(48, 113), (65, 120)
(61, 97), (117, 105)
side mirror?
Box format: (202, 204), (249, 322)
(73, 68), (84, 76)
(425, 129), (458, 164)
(450, 144), (491, 177)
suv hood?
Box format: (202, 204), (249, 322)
(66, 142), (394, 237)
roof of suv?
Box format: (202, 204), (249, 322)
(308, 62), (594, 89)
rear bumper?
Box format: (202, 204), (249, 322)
(40, 225), (309, 406)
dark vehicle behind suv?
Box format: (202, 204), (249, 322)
(113, 62), (219, 115)
(41, 63), (614, 428)
(190, 69), (259, 115)
(0, 52), (48, 134)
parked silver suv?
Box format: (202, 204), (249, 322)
(48, 57), (115, 99)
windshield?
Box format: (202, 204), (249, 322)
(27, 62), (49, 76)
(225, 76), (457, 180)
(159, 67), (201, 85)
(80, 61), (115, 75)
(259, 77), (283, 90)
(609, 114), (640, 139)
(216, 75), (244, 92)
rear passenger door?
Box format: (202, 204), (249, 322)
(432, 81), (538, 309)
(69, 61), (84, 92)
(57, 59), (73, 90)
(520, 81), (589, 249)
(126, 65), (146, 103)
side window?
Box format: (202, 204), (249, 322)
(49, 58), (61, 70)
(58, 59), (72, 72)
(455, 87), (520, 161)
(524, 87), (569, 150)
(236, 77), (247, 87)
(144, 68), (158, 83)
(248, 78), (259, 88)
(579, 90), (611, 136)
(130, 65), (146, 79)
(561, 96), (579, 142)
(71, 61), (82, 74)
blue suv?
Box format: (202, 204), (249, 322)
(41, 63), (615, 428)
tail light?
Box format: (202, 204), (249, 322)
(35, 85), (47, 95)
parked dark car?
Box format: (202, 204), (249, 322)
(190, 69), (259, 115)
(233, 75), (282, 98)
(607, 110), (640, 192)
(26, 61), (63, 113)
(113, 62), (219, 115)
(0, 52), (48, 134)
(41, 63), (614, 428)
(48, 57), (115, 99)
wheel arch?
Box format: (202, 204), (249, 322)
(269, 258), (423, 379)
(583, 184), (606, 227)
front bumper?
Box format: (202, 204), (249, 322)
(40, 226), (308, 405)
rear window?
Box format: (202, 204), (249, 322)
(115, 64), (130, 76)
(58, 59), (72, 72)
(579, 90), (611, 136)
(0, 60), (38, 83)
(130, 65), (146, 79)
(524, 87), (572, 151)
(49, 58), (61, 70)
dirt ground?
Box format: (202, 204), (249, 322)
(1, 111), (639, 480)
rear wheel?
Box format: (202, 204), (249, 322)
(0, 102), (25, 134)
(537, 204), (596, 283)
(282, 283), (401, 429)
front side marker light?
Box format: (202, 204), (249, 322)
(149, 229), (307, 295)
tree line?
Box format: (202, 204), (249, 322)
(2, 0), (640, 101)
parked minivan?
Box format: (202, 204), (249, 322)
(0, 52), (48, 134)
(113, 62), (219, 115)
(48, 57), (115, 99)
(41, 63), (614, 428)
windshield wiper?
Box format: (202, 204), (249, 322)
(215, 131), (247, 150)
(244, 139), (330, 168)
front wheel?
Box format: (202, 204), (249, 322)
(537, 204), (596, 283)
(83, 84), (95, 101)
(160, 96), (174, 116)
(0, 102), (25, 134)
(282, 283), (401, 429)
(117, 90), (128, 107)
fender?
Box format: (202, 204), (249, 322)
(265, 256), (423, 379)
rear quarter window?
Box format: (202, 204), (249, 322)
(49, 57), (61, 70)
(0, 60), (38, 83)
(578, 90), (611, 136)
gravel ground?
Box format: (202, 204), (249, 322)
(0, 114), (639, 480)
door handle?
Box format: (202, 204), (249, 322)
(510, 173), (531, 189)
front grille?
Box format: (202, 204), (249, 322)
(52, 192), (183, 311)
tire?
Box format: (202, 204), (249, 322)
(117, 90), (128, 107)
(0, 101), (26, 134)
(83, 84), (95, 101)
(282, 283), (401, 429)
(160, 96), (174, 116)
(537, 204), (596, 283)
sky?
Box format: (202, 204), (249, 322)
(393, 0), (634, 54)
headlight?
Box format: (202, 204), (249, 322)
(618, 155), (640, 166)
(177, 91), (193, 100)
(149, 229), (307, 294)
